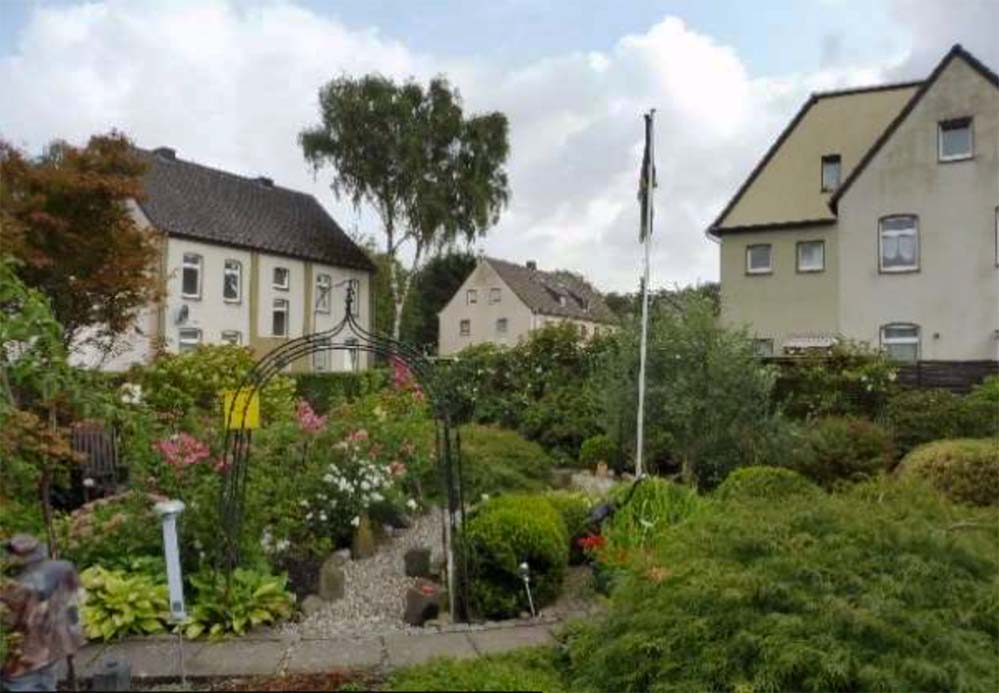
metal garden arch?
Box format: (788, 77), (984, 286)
(218, 281), (470, 620)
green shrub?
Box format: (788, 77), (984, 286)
(462, 495), (568, 619)
(578, 434), (616, 470)
(519, 384), (602, 462)
(293, 369), (390, 414)
(80, 566), (169, 641)
(792, 416), (894, 487)
(387, 646), (566, 692)
(715, 466), (821, 502)
(603, 478), (703, 558)
(961, 376), (999, 438)
(565, 480), (999, 692)
(544, 491), (591, 564)
(886, 388), (965, 455)
(897, 438), (999, 506)
(453, 425), (555, 501)
(184, 568), (295, 639)
(60, 492), (163, 570)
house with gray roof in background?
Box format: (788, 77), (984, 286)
(437, 256), (617, 356)
(73, 146), (375, 372)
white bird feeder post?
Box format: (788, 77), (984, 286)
(153, 499), (188, 623)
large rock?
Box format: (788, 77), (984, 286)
(351, 514), (376, 559)
(404, 581), (441, 626)
(404, 547), (432, 578)
(301, 594), (325, 617)
(318, 555), (346, 601)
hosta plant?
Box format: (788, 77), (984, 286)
(80, 566), (169, 641)
(184, 568), (294, 639)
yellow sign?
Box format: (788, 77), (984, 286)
(221, 389), (260, 430)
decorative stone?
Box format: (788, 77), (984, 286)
(551, 468), (574, 489)
(318, 556), (346, 601)
(595, 462), (609, 478)
(404, 547), (432, 578)
(404, 580), (441, 626)
(351, 514), (376, 559)
(301, 594), (325, 617)
(333, 548), (351, 563)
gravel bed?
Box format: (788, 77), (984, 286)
(284, 508), (446, 639)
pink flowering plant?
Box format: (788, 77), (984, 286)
(153, 432), (211, 470)
(295, 399), (327, 434)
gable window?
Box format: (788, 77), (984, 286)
(181, 253), (202, 299)
(466, 289), (478, 305)
(881, 323), (919, 363)
(938, 117), (973, 161)
(752, 338), (774, 357)
(879, 215), (919, 272)
(820, 154), (841, 192)
(220, 330), (242, 346)
(223, 259), (241, 302)
(273, 267), (290, 290)
(178, 327), (201, 353)
(459, 319), (471, 336)
(315, 274), (332, 314)
(746, 244), (772, 274)
(272, 298), (289, 337)
(489, 288), (501, 304)
(797, 240), (825, 273)
(496, 318), (508, 335)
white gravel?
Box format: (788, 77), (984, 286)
(284, 507), (446, 639)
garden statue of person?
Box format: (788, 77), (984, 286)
(1, 534), (85, 692)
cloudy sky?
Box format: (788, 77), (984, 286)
(1, 0), (996, 293)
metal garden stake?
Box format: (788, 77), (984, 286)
(519, 561), (536, 617)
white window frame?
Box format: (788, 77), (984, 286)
(178, 327), (202, 353)
(879, 215), (919, 273)
(938, 117), (973, 162)
(220, 330), (242, 346)
(273, 266), (290, 291)
(880, 323), (920, 363)
(272, 298), (289, 337)
(459, 319), (471, 336)
(489, 288), (501, 304)
(746, 244), (773, 275)
(466, 289), (478, 305)
(223, 259), (241, 303)
(796, 240), (825, 273)
(496, 317), (508, 335)
(820, 154), (841, 192)
(181, 253), (202, 299)
(312, 337), (331, 372)
(315, 273), (332, 314)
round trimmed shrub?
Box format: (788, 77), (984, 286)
(544, 490), (591, 564)
(462, 494), (569, 619)
(897, 438), (999, 506)
(715, 466), (821, 502)
(793, 416), (894, 487)
(578, 434), (616, 470)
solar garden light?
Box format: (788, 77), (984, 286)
(154, 499), (188, 686)
(518, 561), (537, 617)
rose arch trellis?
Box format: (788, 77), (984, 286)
(218, 281), (470, 620)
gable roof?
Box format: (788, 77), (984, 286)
(829, 44), (999, 213)
(136, 148), (374, 271)
(485, 257), (617, 324)
(708, 81), (919, 237)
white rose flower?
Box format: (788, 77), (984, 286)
(351, 515), (361, 527)
(406, 499), (418, 510)
(323, 473), (334, 483)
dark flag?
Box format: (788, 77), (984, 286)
(638, 111), (656, 242)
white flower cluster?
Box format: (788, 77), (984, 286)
(259, 526), (290, 555)
(320, 458), (393, 510)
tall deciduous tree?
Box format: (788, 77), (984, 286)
(300, 75), (509, 339)
(0, 132), (161, 354)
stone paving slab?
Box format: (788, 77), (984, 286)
(286, 637), (384, 673)
(383, 631), (477, 668)
(186, 640), (288, 677)
(84, 639), (205, 679)
(468, 625), (554, 655)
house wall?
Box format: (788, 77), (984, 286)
(837, 58), (999, 360)
(438, 260), (534, 355)
(719, 225), (840, 350)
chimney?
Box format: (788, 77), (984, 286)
(153, 146), (176, 160)
(526, 260), (537, 271)
(256, 176), (274, 188)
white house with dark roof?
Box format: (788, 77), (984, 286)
(75, 146), (375, 372)
(437, 256), (617, 356)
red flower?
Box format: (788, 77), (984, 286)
(577, 534), (606, 551)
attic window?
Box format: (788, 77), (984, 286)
(938, 117), (973, 161)
(820, 154), (841, 192)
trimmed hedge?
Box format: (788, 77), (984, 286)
(462, 494), (569, 619)
(885, 388), (965, 456)
(457, 425), (556, 500)
(544, 491), (591, 564)
(897, 438), (999, 506)
(792, 416), (894, 487)
(715, 466), (821, 502)
(293, 369), (390, 414)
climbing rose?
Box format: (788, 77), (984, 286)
(296, 399), (327, 433)
(154, 433), (210, 469)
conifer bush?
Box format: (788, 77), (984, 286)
(715, 465), (821, 502)
(897, 438), (999, 506)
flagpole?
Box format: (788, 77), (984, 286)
(635, 109), (654, 479)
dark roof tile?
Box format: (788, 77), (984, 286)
(486, 257), (617, 324)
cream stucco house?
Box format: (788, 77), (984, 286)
(437, 257), (617, 355)
(710, 44), (998, 364)
(75, 147), (375, 372)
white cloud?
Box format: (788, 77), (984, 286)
(0, 1), (903, 292)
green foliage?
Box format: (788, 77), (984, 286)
(565, 479), (999, 692)
(886, 387), (966, 455)
(961, 376), (999, 438)
(715, 466), (821, 502)
(387, 646), (566, 692)
(80, 566), (169, 641)
(791, 416), (894, 488)
(772, 341), (899, 420)
(897, 439), (999, 507)
(543, 491), (591, 564)
(454, 425), (556, 501)
(578, 434), (616, 470)
(135, 344), (296, 423)
(60, 492), (163, 570)
(463, 494), (568, 619)
(293, 369), (390, 414)
(184, 568), (295, 639)
(400, 251), (477, 353)
(603, 478), (704, 559)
